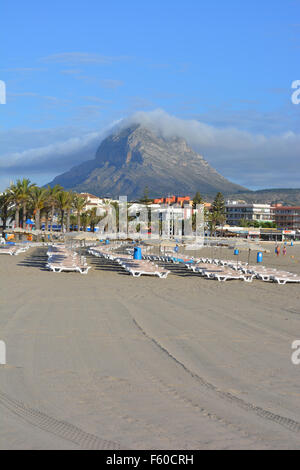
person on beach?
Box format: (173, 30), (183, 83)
(275, 244), (280, 256)
(283, 246), (287, 256)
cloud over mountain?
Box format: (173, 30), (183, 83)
(121, 110), (300, 188)
(0, 110), (299, 191)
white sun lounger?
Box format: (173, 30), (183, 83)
(271, 273), (300, 285)
(206, 269), (254, 282)
(195, 265), (254, 282)
(48, 263), (91, 274)
(0, 244), (30, 256)
(122, 261), (170, 278)
(47, 245), (90, 274)
(0, 247), (17, 255)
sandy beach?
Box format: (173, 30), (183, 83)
(1, 243), (300, 449)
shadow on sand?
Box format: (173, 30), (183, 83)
(17, 248), (49, 271)
(87, 255), (129, 276)
(87, 252), (200, 278)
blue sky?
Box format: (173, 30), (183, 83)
(0, 0), (299, 191)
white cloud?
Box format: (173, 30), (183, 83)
(60, 69), (82, 75)
(41, 52), (130, 65)
(0, 109), (299, 191)
(1, 68), (46, 72)
(100, 79), (124, 89)
(0, 121), (120, 185)
(121, 109), (300, 188)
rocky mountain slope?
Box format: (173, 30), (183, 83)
(49, 125), (246, 199)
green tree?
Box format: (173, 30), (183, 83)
(139, 186), (152, 204)
(15, 178), (36, 228)
(66, 191), (75, 232)
(87, 208), (102, 232)
(210, 192), (226, 234)
(0, 192), (12, 233)
(192, 191), (203, 209)
(80, 212), (89, 232)
(70, 214), (77, 231)
(47, 185), (63, 231)
(72, 195), (87, 231)
(8, 182), (22, 228)
(30, 187), (48, 230)
(240, 218), (251, 227)
(55, 190), (72, 232)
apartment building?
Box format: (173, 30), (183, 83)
(271, 204), (300, 230)
(226, 201), (272, 226)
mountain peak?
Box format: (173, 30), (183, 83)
(49, 125), (246, 199)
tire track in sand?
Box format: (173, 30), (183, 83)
(112, 301), (263, 446)
(132, 317), (300, 435)
(0, 389), (120, 450)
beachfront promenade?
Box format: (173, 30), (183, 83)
(0, 244), (300, 449)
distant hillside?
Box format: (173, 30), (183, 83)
(49, 125), (246, 199)
(209, 188), (300, 205)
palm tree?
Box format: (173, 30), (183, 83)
(55, 190), (72, 232)
(69, 214), (77, 231)
(102, 199), (113, 233)
(72, 195), (87, 231)
(66, 191), (75, 232)
(42, 195), (52, 233)
(0, 191), (12, 233)
(30, 187), (47, 230)
(16, 178), (36, 228)
(87, 208), (102, 232)
(47, 185), (63, 231)
(8, 183), (22, 228)
(80, 212), (89, 232)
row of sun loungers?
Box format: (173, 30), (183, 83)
(88, 246), (170, 278)
(47, 245), (91, 274)
(1, 239), (298, 284)
(0, 244), (30, 256)
(191, 260), (300, 284)
(240, 265), (300, 284)
(189, 259), (300, 284)
(142, 254), (253, 281)
(186, 263), (255, 282)
(142, 252), (300, 284)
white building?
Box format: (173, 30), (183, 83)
(79, 193), (104, 211)
(226, 201), (272, 226)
